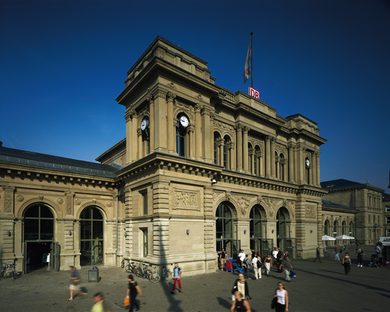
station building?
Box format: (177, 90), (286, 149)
(0, 37), (327, 275)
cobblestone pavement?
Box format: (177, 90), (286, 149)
(0, 259), (389, 312)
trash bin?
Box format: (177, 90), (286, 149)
(88, 266), (100, 282)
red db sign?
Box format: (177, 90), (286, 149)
(248, 87), (260, 99)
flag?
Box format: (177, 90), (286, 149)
(243, 33), (252, 83)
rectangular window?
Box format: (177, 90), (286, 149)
(141, 190), (148, 215)
(141, 228), (148, 257)
(385, 207), (390, 213)
(387, 216), (390, 224)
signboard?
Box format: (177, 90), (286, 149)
(248, 87), (260, 99)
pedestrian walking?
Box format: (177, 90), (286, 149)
(357, 248), (364, 267)
(272, 282), (289, 312)
(281, 253), (293, 282)
(264, 254), (272, 277)
(252, 253), (262, 279)
(91, 292), (105, 312)
(342, 252), (351, 275)
(313, 247), (321, 262)
(68, 266), (86, 300)
(127, 274), (142, 312)
(230, 291), (252, 312)
(171, 263), (182, 294)
(231, 273), (251, 301)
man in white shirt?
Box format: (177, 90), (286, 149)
(251, 254), (261, 279)
(238, 250), (245, 267)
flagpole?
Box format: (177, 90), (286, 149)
(250, 32), (253, 88)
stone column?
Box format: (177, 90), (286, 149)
(243, 127), (249, 172)
(297, 146), (304, 184)
(137, 129), (143, 159)
(288, 143), (294, 183)
(236, 125), (243, 171)
(149, 96), (155, 151)
(202, 106), (212, 162)
(265, 136), (271, 178)
(167, 92), (176, 153)
(131, 112), (138, 161)
(194, 104), (202, 160)
(125, 110), (133, 163)
(153, 90), (168, 151)
(315, 151), (320, 186)
(189, 125), (195, 159)
(270, 138), (276, 178)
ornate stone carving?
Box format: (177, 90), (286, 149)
(106, 201), (113, 207)
(305, 205), (317, 219)
(4, 187), (13, 212)
(57, 198), (64, 205)
(75, 198), (81, 205)
(233, 195), (250, 216)
(16, 194), (24, 202)
(214, 120), (235, 136)
(173, 191), (200, 210)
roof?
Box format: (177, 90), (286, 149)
(321, 179), (384, 193)
(322, 199), (355, 213)
(0, 146), (118, 178)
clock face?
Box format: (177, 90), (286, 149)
(140, 117), (149, 131)
(305, 159), (311, 168)
(179, 115), (189, 128)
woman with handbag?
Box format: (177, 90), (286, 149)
(272, 282), (289, 312)
(231, 273), (251, 302)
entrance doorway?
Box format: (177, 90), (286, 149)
(80, 206), (104, 266)
(23, 203), (54, 273)
(216, 201), (240, 258)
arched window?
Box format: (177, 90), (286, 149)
(248, 143), (253, 173)
(279, 153), (285, 181)
(333, 220), (339, 236)
(176, 113), (189, 157)
(342, 221), (347, 234)
(214, 132), (221, 165)
(24, 203), (54, 241)
(324, 220), (330, 235)
(80, 206), (104, 266)
(254, 146), (261, 176)
(223, 135), (232, 169)
(276, 207), (290, 252)
(216, 202), (236, 257)
(140, 115), (150, 156)
(349, 221), (354, 236)
(305, 157), (311, 184)
(275, 152), (279, 179)
(250, 205), (267, 253)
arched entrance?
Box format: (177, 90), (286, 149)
(276, 207), (293, 255)
(249, 205), (271, 255)
(80, 206), (104, 266)
(23, 203), (54, 272)
(215, 201), (239, 258)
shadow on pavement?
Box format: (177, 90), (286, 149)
(296, 267), (390, 294)
(159, 224), (183, 312)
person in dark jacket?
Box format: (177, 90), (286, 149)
(231, 273), (251, 301)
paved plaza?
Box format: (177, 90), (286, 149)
(0, 259), (389, 312)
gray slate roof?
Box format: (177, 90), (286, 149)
(321, 179), (383, 193)
(0, 146), (117, 178)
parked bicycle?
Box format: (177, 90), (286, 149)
(0, 261), (22, 280)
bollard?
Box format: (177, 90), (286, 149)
(88, 266), (100, 282)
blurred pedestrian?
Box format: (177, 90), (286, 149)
(251, 254), (261, 280)
(357, 248), (363, 267)
(342, 252), (351, 275)
(272, 282), (289, 312)
(313, 247), (321, 263)
(68, 266), (85, 300)
(230, 291), (251, 312)
(231, 273), (251, 301)
(171, 263), (182, 294)
(91, 292), (104, 312)
(127, 274), (142, 312)
(281, 253), (293, 282)
(264, 254), (272, 277)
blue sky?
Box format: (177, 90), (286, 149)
(1, 0), (389, 191)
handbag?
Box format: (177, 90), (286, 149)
(123, 296), (130, 308)
(271, 296), (277, 309)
